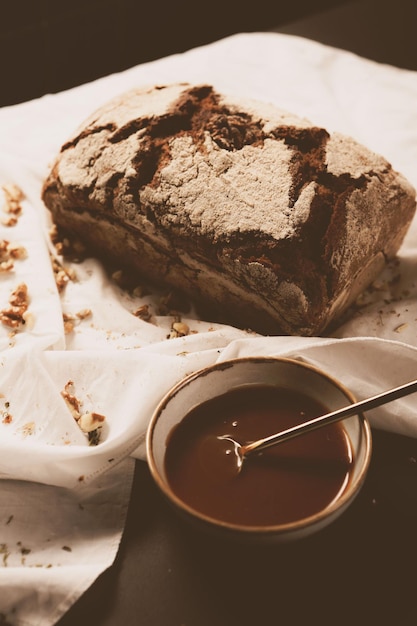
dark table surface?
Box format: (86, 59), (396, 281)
(57, 2), (417, 625)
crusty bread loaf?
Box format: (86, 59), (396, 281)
(42, 83), (416, 335)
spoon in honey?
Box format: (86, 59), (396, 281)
(217, 377), (417, 474)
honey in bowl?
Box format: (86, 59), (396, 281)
(164, 385), (353, 527)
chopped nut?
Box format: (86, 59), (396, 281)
(66, 267), (77, 281)
(54, 241), (64, 255)
(1, 283), (30, 330)
(173, 321), (190, 335)
(55, 269), (67, 282)
(1, 216), (18, 227)
(63, 309), (92, 333)
(60, 381), (105, 445)
(2, 412), (12, 424)
(78, 412), (106, 433)
(22, 310), (35, 330)
(0, 240), (8, 256)
(0, 309), (22, 328)
(61, 380), (81, 420)
(7, 243), (27, 259)
(0, 260), (14, 272)
(133, 304), (152, 321)
(50, 255), (77, 292)
(2, 183), (24, 203)
(1, 183), (23, 224)
(56, 270), (70, 291)
(5, 202), (22, 216)
(49, 224), (59, 244)
(79, 411), (106, 446)
(63, 315), (75, 334)
(76, 308), (92, 320)
(168, 320), (190, 339)
(9, 283), (27, 307)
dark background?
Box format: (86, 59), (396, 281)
(3, 0), (417, 107)
(2, 0), (349, 106)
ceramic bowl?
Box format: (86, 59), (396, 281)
(146, 356), (372, 542)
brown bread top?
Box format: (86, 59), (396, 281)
(42, 83), (416, 335)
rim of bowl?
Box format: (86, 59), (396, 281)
(146, 356), (373, 537)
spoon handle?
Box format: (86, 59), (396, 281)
(243, 377), (417, 457)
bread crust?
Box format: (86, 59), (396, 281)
(42, 83), (417, 335)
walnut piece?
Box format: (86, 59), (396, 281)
(0, 282), (30, 329)
(61, 380), (81, 419)
(0, 238), (28, 272)
(60, 380), (106, 445)
(1, 183), (24, 226)
(78, 412), (106, 433)
(62, 309), (92, 334)
(168, 319), (190, 339)
(50, 255), (76, 293)
(133, 304), (152, 321)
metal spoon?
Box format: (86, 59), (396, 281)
(218, 378), (417, 472)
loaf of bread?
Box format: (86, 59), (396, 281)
(42, 83), (416, 336)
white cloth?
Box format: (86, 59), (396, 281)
(1, 31), (417, 624)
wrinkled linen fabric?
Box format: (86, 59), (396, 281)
(0, 31), (417, 624)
